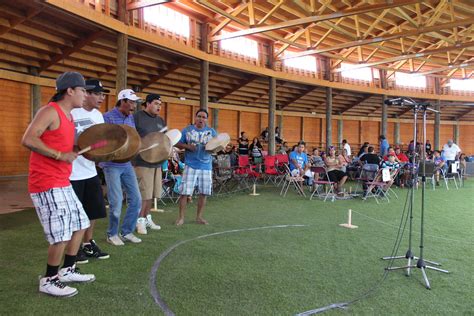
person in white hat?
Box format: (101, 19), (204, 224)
(100, 89), (142, 245)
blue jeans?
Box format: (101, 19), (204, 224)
(103, 165), (141, 237)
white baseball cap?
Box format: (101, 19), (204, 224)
(118, 89), (141, 101)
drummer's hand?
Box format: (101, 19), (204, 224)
(188, 144), (197, 152)
(59, 151), (78, 163)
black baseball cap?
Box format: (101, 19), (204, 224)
(85, 79), (110, 93)
(56, 72), (94, 91)
(145, 94), (161, 104)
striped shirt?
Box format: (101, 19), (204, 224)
(99, 107), (135, 168)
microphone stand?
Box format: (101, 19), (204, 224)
(382, 98), (449, 289)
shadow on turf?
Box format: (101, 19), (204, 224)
(0, 208), (38, 230)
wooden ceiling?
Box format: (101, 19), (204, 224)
(0, 0), (473, 121)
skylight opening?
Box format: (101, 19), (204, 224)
(220, 32), (259, 59)
(395, 72), (426, 88)
(340, 63), (376, 81)
(449, 79), (474, 91)
(144, 5), (190, 38)
(283, 51), (317, 72)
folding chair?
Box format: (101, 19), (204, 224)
(280, 164), (306, 197)
(161, 171), (180, 204)
(234, 155), (260, 190)
(362, 169), (384, 203)
(213, 155), (234, 195)
(309, 166), (336, 202)
(419, 162), (437, 190)
(263, 155), (284, 185)
(355, 163), (379, 195)
(441, 162), (460, 190)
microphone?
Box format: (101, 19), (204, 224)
(384, 98), (403, 105)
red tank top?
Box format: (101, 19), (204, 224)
(28, 102), (75, 193)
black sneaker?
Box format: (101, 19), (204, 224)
(76, 246), (89, 264)
(83, 240), (110, 260)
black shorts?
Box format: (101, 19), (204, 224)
(71, 175), (106, 221)
(328, 170), (347, 182)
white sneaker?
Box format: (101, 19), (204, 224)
(146, 214), (161, 230)
(107, 235), (125, 246)
(58, 264), (95, 283)
(39, 275), (78, 297)
(120, 233), (142, 243)
(136, 217), (147, 235)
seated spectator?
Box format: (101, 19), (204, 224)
(325, 146), (348, 194)
(260, 127), (269, 142)
(249, 137), (264, 166)
(459, 153), (467, 173)
(275, 126), (283, 144)
(357, 142), (369, 157)
(383, 147), (399, 162)
(382, 153), (401, 170)
(278, 141), (289, 154)
(289, 141), (310, 177)
(433, 150), (446, 186)
(443, 139), (461, 170)
(359, 146), (381, 166)
(238, 132), (249, 156)
(218, 143), (238, 167)
(310, 148), (324, 167)
(342, 139), (352, 157)
(338, 148), (352, 173)
(425, 140), (432, 157)
(395, 146), (409, 163)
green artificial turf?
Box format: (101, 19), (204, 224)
(1, 180), (473, 315)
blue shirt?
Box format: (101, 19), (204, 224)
(180, 125), (217, 170)
(289, 151), (308, 171)
(380, 139), (389, 157)
(99, 107), (136, 169)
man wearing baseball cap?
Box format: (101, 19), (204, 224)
(22, 71), (95, 297)
(100, 89), (142, 245)
(133, 94), (165, 235)
(70, 79), (110, 263)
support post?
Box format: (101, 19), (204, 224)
(29, 67), (41, 117)
(381, 94), (388, 137)
(394, 119), (400, 145)
(454, 121), (460, 144)
(268, 77), (276, 155)
(325, 87), (332, 150)
(337, 118), (343, 148)
(278, 113), (283, 139)
(434, 101), (440, 150)
(212, 108), (219, 130)
(200, 60), (209, 111)
(116, 33), (128, 92)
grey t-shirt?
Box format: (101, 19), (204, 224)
(133, 110), (166, 168)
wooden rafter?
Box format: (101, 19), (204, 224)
(339, 94), (372, 113)
(455, 108), (474, 120)
(39, 30), (106, 73)
(0, 7), (43, 36)
(215, 75), (257, 101)
(141, 59), (188, 89)
(333, 41), (474, 73)
(278, 17), (474, 60)
(257, 0), (284, 26)
(126, 0), (172, 11)
(416, 61), (474, 76)
(208, 0), (423, 42)
(209, 2), (249, 37)
(279, 85), (317, 109)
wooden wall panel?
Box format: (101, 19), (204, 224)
(240, 111), (260, 139)
(41, 86), (55, 106)
(399, 123), (414, 147)
(439, 124), (454, 147)
(218, 109), (238, 140)
(0, 79), (31, 176)
(283, 116), (301, 144)
(167, 103), (192, 130)
(343, 120), (360, 149)
(303, 117), (320, 148)
(459, 125), (474, 155)
(386, 122), (394, 146)
(360, 121), (380, 147)
(424, 123), (434, 146)
(332, 119), (338, 145)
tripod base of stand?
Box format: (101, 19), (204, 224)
(383, 256), (449, 289)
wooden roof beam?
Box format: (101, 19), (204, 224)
(279, 85), (317, 110)
(339, 94), (372, 113)
(209, 2), (248, 37)
(0, 7), (43, 36)
(455, 108), (474, 120)
(278, 17), (474, 60)
(209, 0), (423, 42)
(126, 0), (172, 11)
(141, 59), (188, 89)
(333, 41), (474, 72)
(39, 30), (106, 73)
(215, 75), (257, 101)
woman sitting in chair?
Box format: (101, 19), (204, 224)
(325, 146), (348, 194)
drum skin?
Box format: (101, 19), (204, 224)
(77, 123), (129, 162)
(205, 133), (230, 153)
(139, 132), (172, 164)
(111, 125), (142, 163)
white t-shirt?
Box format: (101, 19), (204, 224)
(70, 108), (104, 180)
(442, 143), (461, 160)
(343, 143), (351, 156)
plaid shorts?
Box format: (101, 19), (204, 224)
(30, 185), (90, 245)
(179, 166), (212, 196)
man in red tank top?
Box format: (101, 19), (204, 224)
(22, 72), (96, 297)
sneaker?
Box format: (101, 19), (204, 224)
(146, 214), (161, 230)
(58, 264), (95, 283)
(76, 246), (89, 264)
(136, 217), (147, 235)
(83, 240), (110, 260)
(39, 275), (78, 297)
(107, 235), (125, 246)
(120, 233), (142, 243)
